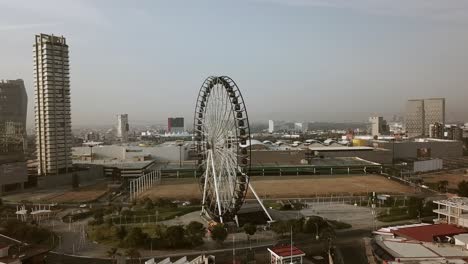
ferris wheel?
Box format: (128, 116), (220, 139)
(193, 76), (255, 223)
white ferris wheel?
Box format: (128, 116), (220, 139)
(193, 76), (272, 223)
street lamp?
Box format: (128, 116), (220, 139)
(176, 140), (184, 168)
(314, 222), (319, 240)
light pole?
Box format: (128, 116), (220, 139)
(176, 140), (184, 168)
(89, 145), (94, 162)
(314, 222), (319, 240)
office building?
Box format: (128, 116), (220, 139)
(424, 98), (445, 135)
(268, 120), (274, 133)
(405, 98), (445, 138)
(369, 116), (389, 137)
(116, 114), (129, 141)
(434, 197), (468, 228)
(168, 117), (184, 133)
(445, 125), (463, 141)
(405, 99), (425, 138)
(429, 122), (444, 139)
(34, 34), (72, 176)
(0, 79), (28, 194)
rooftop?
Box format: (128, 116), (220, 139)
(268, 245), (305, 258)
(393, 224), (468, 242)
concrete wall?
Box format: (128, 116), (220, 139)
(0, 161), (27, 186)
(37, 165), (104, 189)
(73, 144), (189, 162)
(251, 149), (392, 165)
(375, 140), (463, 159)
(317, 150), (392, 164)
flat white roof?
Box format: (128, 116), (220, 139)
(454, 234), (468, 244)
(424, 242), (468, 257)
(308, 146), (374, 151)
(383, 240), (438, 258)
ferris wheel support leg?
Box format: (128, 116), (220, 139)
(248, 182), (274, 222)
(210, 150), (224, 223)
(201, 166), (210, 216)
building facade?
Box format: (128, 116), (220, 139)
(167, 117), (184, 133)
(405, 98), (445, 138)
(0, 79), (28, 194)
(0, 80), (28, 195)
(268, 120), (274, 133)
(34, 34), (72, 176)
(116, 114), (129, 142)
(429, 122), (444, 139)
(405, 99), (425, 138)
(369, 116), (389, 137)
(424, 98), (445, 136)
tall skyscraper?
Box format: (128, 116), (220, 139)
(0, 79), (28, 194)
(405, 98), (445, 138)
(405, 99), (425, 138)
(369, 116), (389, 137)
(116, 114), (129, 141)
(268, 120), (274, 133)
(168, 117), (184, 133)
(424, 98), (445, 136)
(34, 34), (72, 176)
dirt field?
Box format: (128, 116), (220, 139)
(139, 174), (415, 200)
(422, 169), (468, 189)
(42, 183), (109, 203)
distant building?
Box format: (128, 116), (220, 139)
(429, 123), (463, 141)
(0, 80), (28, 194)
(85, 132), (100, 142)
(268, 120), (274, 133)
(445, 125), (463, 141)
(294, 122), (304, 132)
(369, 116), (389, 137)
(116, 114), (129, 142)
(434, 197), (468, 228)
(34, 34), (73, 176)
(429, 122), (444, 139)
(168, 117), (184, 133)
(405, 98), (445, 138)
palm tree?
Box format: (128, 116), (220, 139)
(107, 247), (119, 264)
(125, 247), (141, 264)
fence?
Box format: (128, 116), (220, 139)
(129, 170), (161, 201)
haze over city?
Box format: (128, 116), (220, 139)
(1, 0), (468, 127)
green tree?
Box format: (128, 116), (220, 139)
(143, 198), (154, 211)
(438, 180), (449, 193)
(124, 227), (148, 248)
(125, 248), (141, 264)
(93, 210), (104, 225)
(458, 180), (468, 197)
(107, 247), (119, 264)
(210, 224), (228, 244)
(243, 223), (256, 241)
(165, 225), (186, 248)
(271, 220), (288, 236)
(185, 221), (205, 246)
(116, 226), (127, 240)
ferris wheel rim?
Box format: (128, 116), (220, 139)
(193, 76), (251, 222)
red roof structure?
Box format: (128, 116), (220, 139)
(393, 224), (467, 242)
(269, 245), (305, 257)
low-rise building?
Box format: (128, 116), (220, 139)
(267, 245), (306, 264)
(434, 197), (468, 227)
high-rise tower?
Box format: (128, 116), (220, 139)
(0, 79), (28, 194)
(34, 34), (72, 176)
(116, 114), (129, 142)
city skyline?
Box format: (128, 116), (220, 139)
(1, 0), (468, 127)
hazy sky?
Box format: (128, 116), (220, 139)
(1, 0), (468, 127)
